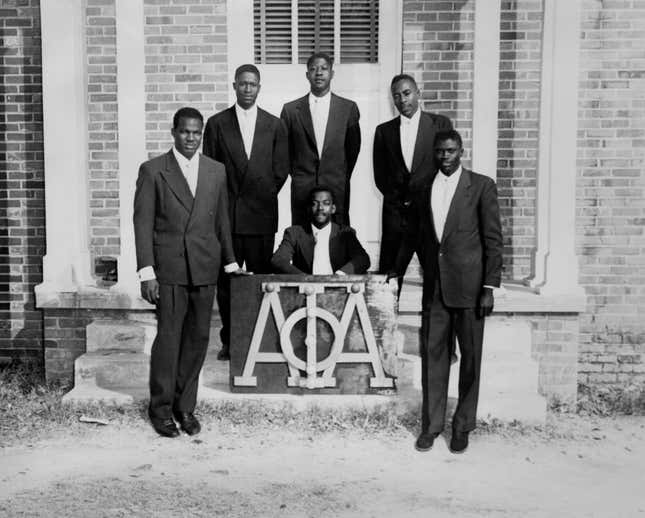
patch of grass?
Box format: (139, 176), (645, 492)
(575, 383), (645, 416)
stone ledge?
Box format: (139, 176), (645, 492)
(399, 282), (586, 314)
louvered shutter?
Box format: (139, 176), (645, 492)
(253, 0), (378, 64)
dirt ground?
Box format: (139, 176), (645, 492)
(1, 411), (644, 518)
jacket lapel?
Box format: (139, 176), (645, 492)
(295, 96), (318, 155)
(160, 150), (194, 213)
(393, 117), (407, 172)
(187, 156), (214, 230)
(410, 111), (430, 175)
(328, 223), (341, 271)
(441, 169), (471, 240)
(321, 94), (342, 159)
(220, 107), (249, 193)
(248, 108), (269, 164)
(301, 224), (316, 272)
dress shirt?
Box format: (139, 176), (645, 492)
(235, 103), (257, 159)
(311, 223), (334, 275)
(399, 108), (421, 172)
(137, 147), (238, 282)
(431, 165), (462, 242)
(309, 91), (331, 158)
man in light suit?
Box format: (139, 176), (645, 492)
(390, 129), (503, 454)
(281, 52), (361, 226)
(374, 74), (452, 293)
(203, 64), (289, 361)
(134, 107), (242, 438)
(271, 185), (370, 275)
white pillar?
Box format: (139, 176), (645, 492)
(471, 0), (501, 180)
(113, 0), (147, 293)
(528, 0), (585, 297)
(37, 0), (92, 296)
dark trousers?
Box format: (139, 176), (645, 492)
(149, 283), (216, 419)
(217, 233), (274, 349)
(378, 224), (407, 296)
(421, 279), (485, 434)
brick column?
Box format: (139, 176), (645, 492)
(36, 0), (93, 298)
(528, 0), (585, 298)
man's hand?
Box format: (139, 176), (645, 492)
(384, 271), (399, 283)
(141, 279), (160, 305)
(229, 268), (253, 276)
(477, 287), (494, 318)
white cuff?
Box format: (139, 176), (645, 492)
(138, 266), (156, 282)
(224, 262), (239, 274)
(334, 270), (346, 276)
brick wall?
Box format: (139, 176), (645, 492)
(402, 0), (474, 157)
(497, 0), (542, 280)
(577, 0), (645, 388)
(143, 0), (228, 156)
(86, 0), (120, 263)
(0, 0), (45, 364)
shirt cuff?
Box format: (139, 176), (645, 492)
(138, 266), (156, 282)
(335, 270), (346, 276)
(483, 285), (496, 290)
(224, 262), (239, 274)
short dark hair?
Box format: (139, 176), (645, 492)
(306, 52), (333, 69)
(391, 73), (418, 89)
(173, 107), (203, 129)
(434, 129), (463, 149)
(309, 184), (335, 204)
(235, 64), (260, 82)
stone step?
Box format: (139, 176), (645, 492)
(86, 319), (146, 353)
(74, 351), (150, 389)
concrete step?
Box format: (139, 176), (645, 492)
(74, 351), (150, 389)
(86, 319), (146, 353)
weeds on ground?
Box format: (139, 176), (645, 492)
(574, 383), (645, 416)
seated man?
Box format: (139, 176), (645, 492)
(271, 185), (370, 275)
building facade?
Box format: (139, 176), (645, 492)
(1, 0), (644, 402)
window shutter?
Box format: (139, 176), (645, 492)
(254, 0), (293, 64)
(253, 0), (379, 64)
(340, 0), (378, 63)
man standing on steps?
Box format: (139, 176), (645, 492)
(203, 64), (289, 361)
(389, 129), (502, 454)
(374, 74), (452, 295)
(134, 107), (244, 438)
(281, 52), (361, 226)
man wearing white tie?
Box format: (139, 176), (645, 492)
(389, 130), (503, 454)
(281, 53), (361, 226)
(203, 64), (289, 360)
(271, 185), (370, 275)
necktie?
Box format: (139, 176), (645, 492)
(312, 230), (332, 274)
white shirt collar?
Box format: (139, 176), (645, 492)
(309, 91), (332, 106)
(437, 164), (463, 183)
(235, 103), (258, 118)
(311, 221), (332, 237)
(400, 107), (421, 125)
(172, 146), (200, 168)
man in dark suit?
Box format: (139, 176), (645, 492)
(271, 185), (370, 275)
(374, 74), (452, 292)
(281, 52), (361, 226)
(134, 107), (242, 438)
(203, 64), (289, 361)
(390, 129), (502, 454)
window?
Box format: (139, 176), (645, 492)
(254, 0), (379, 64)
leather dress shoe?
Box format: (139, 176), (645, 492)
(450, 430), (469, 453)
(174, 412), (201, 435)
(217, 347), (230, 361)
(150, 417), (180, 438)
(415, 431), (439, 452)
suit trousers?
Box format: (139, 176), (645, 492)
(217, 233), (275, 348)
(149, 283), (216, 419)
(421, 279), (485, 434)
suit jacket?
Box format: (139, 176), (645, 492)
(271, 223), (370, 275)
(202, 106), (289, 235)
(373, 111), (452, 233)
(393, 168), (503, 308)
(280, 93), (361, 225)
(133, 150), (236, 286)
